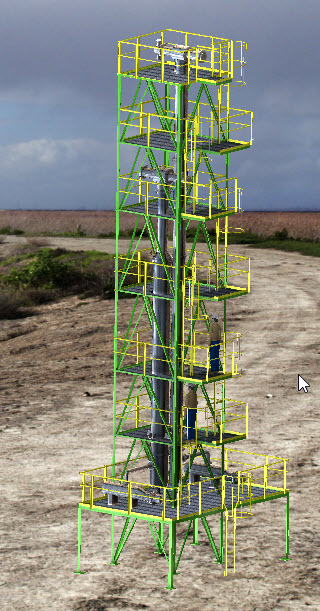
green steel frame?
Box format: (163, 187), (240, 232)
(75, 34), (290, 589)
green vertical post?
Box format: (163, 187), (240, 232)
(159, 522), (164, 551)
(74, 506), (86, 574)
(166, 521), (176, 590)
(110, 515), (117, 565)
(280, 492), (290, 561)
(219, 510), (224, 563)
(220, 443), (225, 561)
(172, 83), (183, 504)
(113, 73), (122, 475)
(224, 153), (229, 287)
(191, 517), (200, 545)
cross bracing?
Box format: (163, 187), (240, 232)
(75, 29), (290, 589)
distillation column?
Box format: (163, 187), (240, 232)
(150, 182), (170, 487)
(169, 55), (188, 486)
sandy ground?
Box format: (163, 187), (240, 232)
(1, 236), (320, 610)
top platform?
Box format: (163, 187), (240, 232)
(118, 29), (247, 87)
(135, 63), (226, 86)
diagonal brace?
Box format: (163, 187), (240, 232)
(114, 517), (137, 564)
(201, 516), (221, 562)
(143, 296), (174, 378)
(143, 376), (173, 443)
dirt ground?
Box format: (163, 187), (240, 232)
(1, 236), (320, 610)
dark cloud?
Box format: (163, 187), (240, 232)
(0, 0), (319, 210)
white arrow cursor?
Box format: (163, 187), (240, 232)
(298, 375), (310, 393)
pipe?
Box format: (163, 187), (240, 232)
(150, 183), (170, 488)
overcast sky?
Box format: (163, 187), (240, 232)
(0, 0), (319, 211)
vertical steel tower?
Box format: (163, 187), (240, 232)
(76, 29), (290, 588)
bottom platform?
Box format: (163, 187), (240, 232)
(90, 478), (283, 521)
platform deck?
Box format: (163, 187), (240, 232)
(123, 131), (247, 154)
(92, 478), (281, 520)
(118, 361), (231, 383)
(120, 281), (247, 301)
(117, 424), (244, 447)
(133, 64), (228, 85)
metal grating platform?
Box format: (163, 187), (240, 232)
(121, 201), (225, 219)
(123, 131), (246, 154)
(118, 360), (230, 383)
(135, 64), (228, 85)
(117, 424), (242, 446)
(93, 478), (279, 520)
(120, 281), (247, 301)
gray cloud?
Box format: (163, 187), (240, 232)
(0, 0), (319, 210)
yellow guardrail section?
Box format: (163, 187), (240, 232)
(120, 105), (252, 152)
(80, 448), (287, 520)
(115, 389), (248, 443)
(117, 29), (247, 86)
(115, 326), (242, 383)
(119, 169), (243, 219)
(188, 96), (252, 147)
(118, 248), (250, 296)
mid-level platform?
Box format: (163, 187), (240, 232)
(121, 201), (231, 221)
(123, 131), (250, 155)
(118, 360), (232, 383)
(120, 281), (248, 301)
(117, 424), (245, 447)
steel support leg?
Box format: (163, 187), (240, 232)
(219, 510), (224, 563)
(166, 522), (176, 590)
(110, 515), (118, 565)
(154, 522), (164, 554)
(280, 492), (290, 561)
(74, 506), (86, 574)
(191, 517), (200, 545)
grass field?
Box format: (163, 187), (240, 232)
(0, 210), (319, 240)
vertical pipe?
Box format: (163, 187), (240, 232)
(150, 183), (169, 488)
(169, 79), (187, 494)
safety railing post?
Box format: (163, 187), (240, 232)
(284, 459), (287, 491)
(161, 47), (164, 83)
(145, 181), (149, 216)
(128, 481), (132, 515)
(135, 37), (140, 78)
(137, 251), (141, 283)
(82, 473), (86, 503)
(162, 487), (166, 520)
(136, 331), (140, 364)
(143, 261), (147, 296)
(143, 343), (146, 376)
(118, 42), (121, 74)
(147, 113), (150, 147)
(136, 395), (140, 428)
(139, 103), (143, 134)
(90, 474), (94, 509)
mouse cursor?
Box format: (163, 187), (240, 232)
(298, 375), (310, 393)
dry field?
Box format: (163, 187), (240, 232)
(0, 210), (319, 240)
(1, 236), (320, 610)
